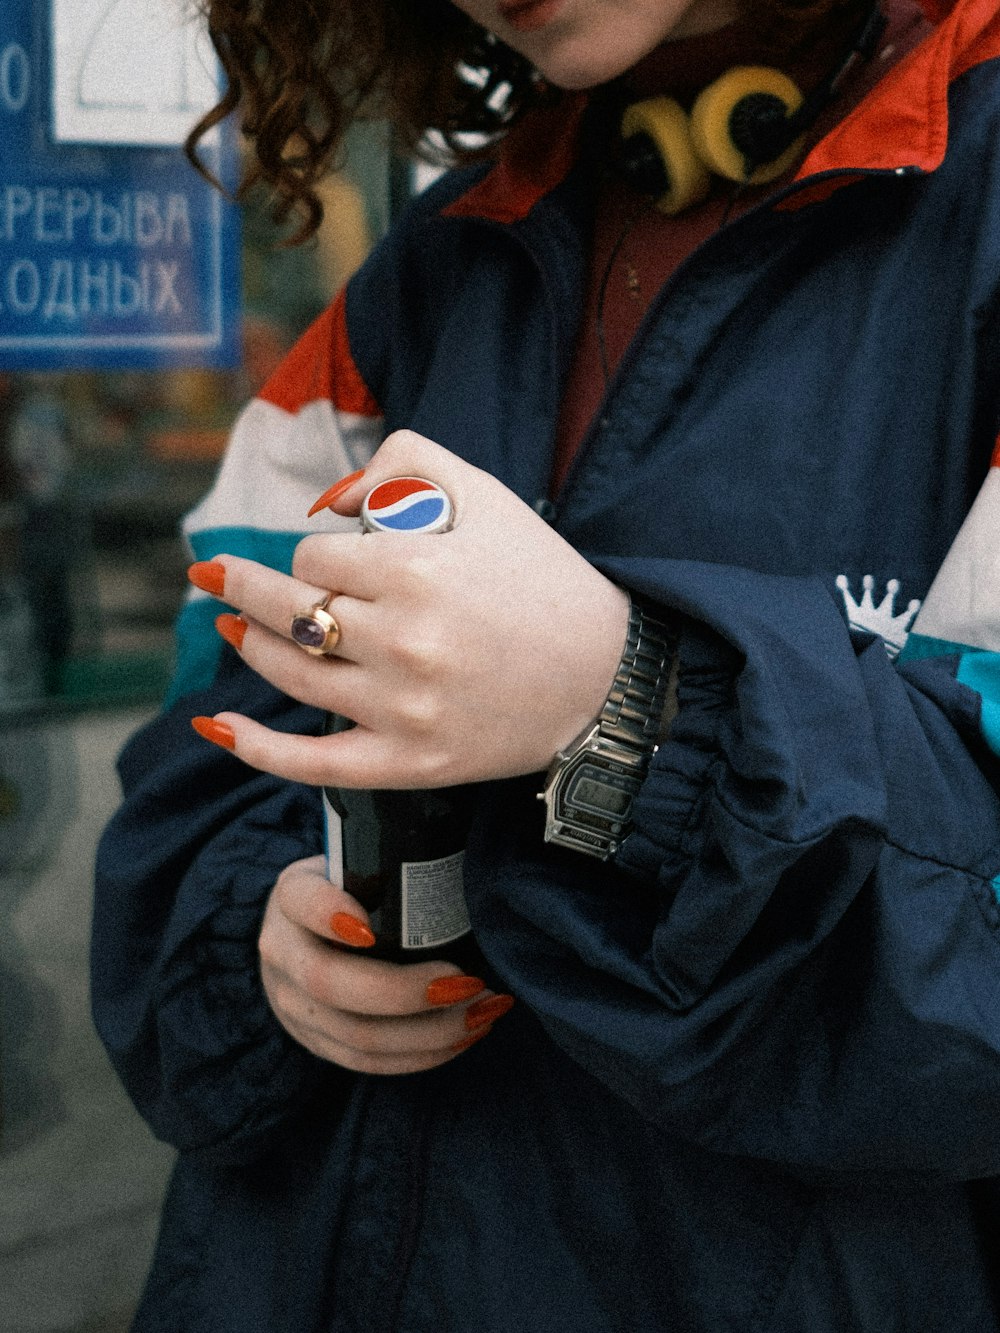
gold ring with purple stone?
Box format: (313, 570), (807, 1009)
(290, 595), (340, 656)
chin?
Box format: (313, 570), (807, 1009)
(532, 46), (641, 90)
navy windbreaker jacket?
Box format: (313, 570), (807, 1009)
(94, 1), (1000, 1327)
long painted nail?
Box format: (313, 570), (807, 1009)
(329, 912), (376, 948)
(191, 716), (236, 750)
(426, 975), (486, 1007)
(307, 469), (367, 517)
(188, 560), (226, 596)
(464, 994), (515, 1031)
(452, 1025), (494, 1053)
(215, 613), (247, 652)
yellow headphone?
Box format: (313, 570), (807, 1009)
(620, 67), (806, 215)
(616, 4), (887, 215)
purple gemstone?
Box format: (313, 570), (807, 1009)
(291, 615), (327, 649)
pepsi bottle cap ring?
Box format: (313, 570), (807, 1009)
(361, 477), (454, 534)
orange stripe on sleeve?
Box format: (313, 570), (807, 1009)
(259, 289), (381, 418)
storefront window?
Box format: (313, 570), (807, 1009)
(0, 4), (396, 1325)
(0, 131), (391, 714)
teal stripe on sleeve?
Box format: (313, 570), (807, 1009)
(165, 598), (227, 706)
(899, 631), (972, 662)
(955, 650), (1000, 757)
(188, 526), (307, 574)
(164, 527), (306, 706)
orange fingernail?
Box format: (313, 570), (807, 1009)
(452, 1025), (494, 1053)
(215, 613), (247, 652)
(191, 716), (236, 750)
(426, 975), (486, 1007)
(307, 469), (367, 517)
(188, 560), (226, 596)
(329, 912), (376, 948)
(464, 994), (515, 1031)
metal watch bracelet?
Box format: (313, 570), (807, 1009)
(596, 594), (673, 753)
(539, 595), (674, 859)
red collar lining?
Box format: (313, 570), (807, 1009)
(441, 95), (588, 224)
(798, 0), (1000, 177)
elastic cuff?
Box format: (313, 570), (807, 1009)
(616, 620), (738, 881)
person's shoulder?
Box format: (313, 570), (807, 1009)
(394, 158), (496, 229)
(342, 157), (496, 311)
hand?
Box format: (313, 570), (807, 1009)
(191, 430), (630, 789)
(259, 857), (513, 1075)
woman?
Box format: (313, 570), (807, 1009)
(94, 0), (1000, 1328)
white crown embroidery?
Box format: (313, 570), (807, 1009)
(835, 575), (921, 660)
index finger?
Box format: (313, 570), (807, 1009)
(193, 711), (437, 788)
(291, 529), (432, 602)
(197, 546), (380, 618)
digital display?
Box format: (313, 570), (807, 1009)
(572, 777), (631, 816)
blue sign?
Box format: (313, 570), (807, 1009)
(0, 0), (241, 370)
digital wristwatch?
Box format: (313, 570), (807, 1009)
(538, 596), (673, 860)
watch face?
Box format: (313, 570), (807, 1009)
(559, 759), (643, 834)
(570, 774), (633, 817)
(543, 734), (652, 858)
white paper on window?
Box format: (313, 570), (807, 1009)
(51, 0), (221, 146)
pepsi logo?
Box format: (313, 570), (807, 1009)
(361, 477), (453, 534)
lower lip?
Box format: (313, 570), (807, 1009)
(500, 0), (565, 32)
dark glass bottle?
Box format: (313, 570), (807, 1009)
(321, 476), (479, 966)
(322, 715), (478, 964)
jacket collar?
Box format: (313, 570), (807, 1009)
(441, 95), (589, 224)
(443, 0), (1000, 223)
(799, 0), (1000, 176)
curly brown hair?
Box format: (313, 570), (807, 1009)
(187, 0), (871, 242)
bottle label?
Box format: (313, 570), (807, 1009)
(323, 791), (345, 884)
(322, 790), (470, 950)
(401, 851), (469, 949)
